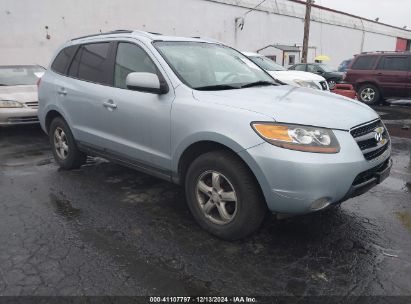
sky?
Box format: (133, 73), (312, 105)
(315, 0), (410, 29)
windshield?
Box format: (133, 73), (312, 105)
(154, 42), (275, 90)
(319, 64), (336, 72)
(0, 66), (45, 86)
(248, 56), (286, 71)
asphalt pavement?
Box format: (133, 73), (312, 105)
(0, 103), (410, 297)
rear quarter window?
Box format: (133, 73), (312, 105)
(351, 55), (377, 70)
(51, 46), (78, 74)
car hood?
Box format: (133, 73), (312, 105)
(268, 70), (325, 82)
(193, 85), (378, 130)
(0, 85), (38, 103)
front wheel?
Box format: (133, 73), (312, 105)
(358, 84), (380, 105)
(328, 79), (338, 90)
(185, 151), (267, 240)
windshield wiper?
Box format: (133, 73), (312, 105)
(194, 84), (240, 91)
(240, 81), (276, 88)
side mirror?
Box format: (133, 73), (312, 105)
(126, 72), (168, 94)
(317, 70), (324, 75)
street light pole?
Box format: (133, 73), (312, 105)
(302, 0), (313, 63)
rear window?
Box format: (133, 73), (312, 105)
(351, 55), (377, 70)
(0, 66), (45, 86)
(68, 43), (112, 85)
(377, 56), (408, 71)
(51, 46), (77, 74)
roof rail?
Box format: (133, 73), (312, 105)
(360, 50), (411, 54)
(191, 36), (222, 43)
(71, 30), (133, 41)
(148, 32), (162, 35)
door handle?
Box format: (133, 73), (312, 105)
(103, 100), (117, 110)
(377, 73), (383, 76)
(57, 88), (67, 96)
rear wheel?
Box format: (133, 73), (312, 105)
(49, 117), (86, 169)
(358, 84), (380, 105)
(185, 150), (267, 240)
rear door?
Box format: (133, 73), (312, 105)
(60, 42), (116, 145)
(345, 55), (378, 85)
(374, 55), (408, 98)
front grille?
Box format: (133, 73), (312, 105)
(319, 81), (328, 90)
(350, 119), (390, 161)
(8, 116), (39, 123)
(350, 120), (381, 138)
(25, 101), (39, 109)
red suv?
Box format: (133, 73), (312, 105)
(344, 52), (411, 105)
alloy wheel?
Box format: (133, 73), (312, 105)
(54, 127), (69, 160)
(196, 170), (238, 225)
(360, 87), (376, 103)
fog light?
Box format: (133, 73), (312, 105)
(310, 197), (331, 210)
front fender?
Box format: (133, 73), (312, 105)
(171, 131), (264, 179)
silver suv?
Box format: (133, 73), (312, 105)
(38, 30), (392, 240)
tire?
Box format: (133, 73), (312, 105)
(185, 150), (267, 240)
(49, 117), (86, 170)
(327, 79), (338, 90)
(358, 84), (380, 105)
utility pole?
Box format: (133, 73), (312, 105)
(302, 0), (313, 63)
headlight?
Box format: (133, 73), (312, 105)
(293, 80), (320, 90)
(0, 100), (24, 108)
(251, 122), (340, 153)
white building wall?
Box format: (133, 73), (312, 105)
(1, 0), (410, 68)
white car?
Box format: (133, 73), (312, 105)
(0, 65), (45, 125)
(242, 52), (329, 91)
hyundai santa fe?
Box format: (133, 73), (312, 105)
(38, 30), (392, 240)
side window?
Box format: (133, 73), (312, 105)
(351, 56), (376, 70)
(294, 64), (306, 71)
(114, 43), (157, 89)
(377, 56), (408, 71)
(67, 43), (112, 85)
(51, 46), (77, 75)
(68, 47), (82, 77)
(307, 64), (318, 73)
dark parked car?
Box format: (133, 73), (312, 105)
(288, 63), (343, 89)
(338, 58), (353, 72)
(344, 52), (411, 105)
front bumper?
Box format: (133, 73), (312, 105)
(0, 108), (39, 126)
(341, 157), (391, 202)
(238, 129), (391, 214)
